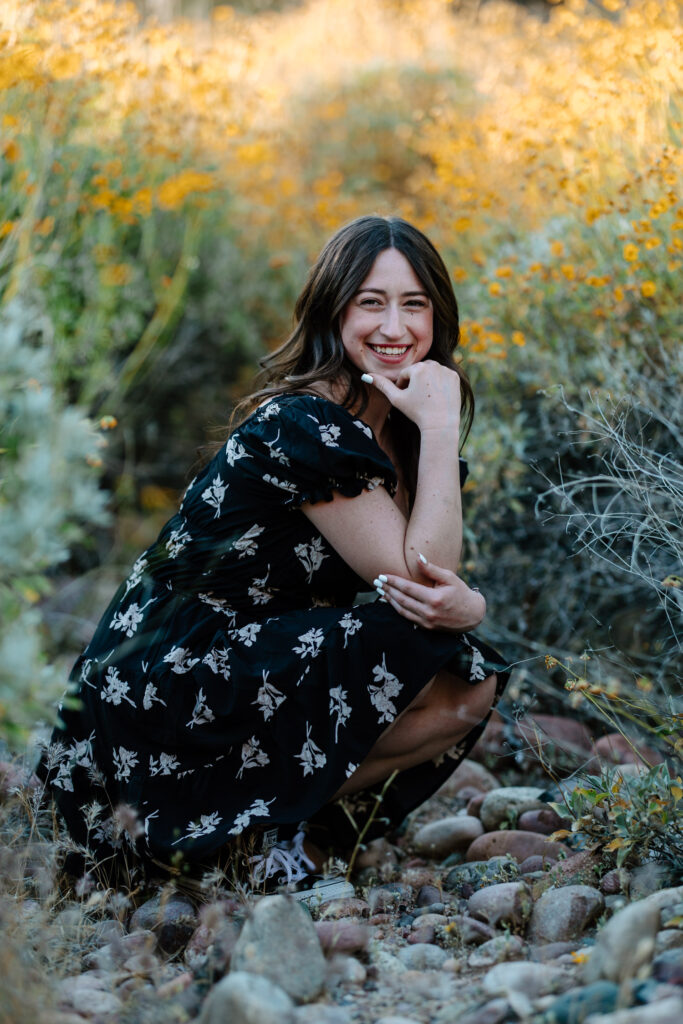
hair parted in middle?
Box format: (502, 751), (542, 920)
(230, 214), (474, 506)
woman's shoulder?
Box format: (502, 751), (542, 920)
(237, 391), (377, 442)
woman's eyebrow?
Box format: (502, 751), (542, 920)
(357, 288), (429, 297)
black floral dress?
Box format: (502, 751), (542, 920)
(41, 395), (509, 873)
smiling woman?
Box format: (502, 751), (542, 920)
(39, 215), (509, 898)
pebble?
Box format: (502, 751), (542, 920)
(325, 953), (367, 987)
(528, 941), (578, 962)
(592, 732), (663, 767)
(352, 837), (399, 874)
(416, 884), (442, 907)
(413, 816), (484, 858)
(515, 714), (593, 764)
(319, 897), (370, 919)
(398, 943), (449, 970)
(530, 885), (605, 943)
(582, 887), (683, 985)
(479, 786), (549, 831)
(518, 807), (570, 835)
(468, 934), (526, 967)
(368, 884), (413, 913)
(482, 961), (572, 998)
(437, 758), (499, 796)
(231, 894), (326, 1003)
(294, 1005), (353, 1024)
(69, 989), (123, 1016)
(198, 971), (294, 1024)
(580, 996), (683, 1023)
(600, 870), (630, 896)
(443, 857), (519, 896)
(467, 881), (532, 932)
(629, 864), (676, 900)
(408, 924), (436, 944)
(542, 980), (620, 1023)
(129, 893), (198, 955)
(414, 901), (446, 916)
(410, 913), (446, 929)
(447, 914), (497, 945)
(375, 1017), (422, 1024)
(655, 930), (683, 954)
(467, 830), (569, 863)
(467, 793), (488, 817)
(370, 948), (407, 974)
(651, 948), (683, 985)
(314, 920), (372, 955)
(455, 997), (511, 1024)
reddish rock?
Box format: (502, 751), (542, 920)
(413, 816), (484, 858)
(467, 882), (532, 932)
(319, 897), (370, 919)
(437, 758), (499, 797)
(314, 920), (372, 955)
(466, 830), (570, 864)
(466, 793), (487, 818)
(529, 885), (604, 943)
(518, 808), (570, 836)
(600, 869), (630, 895)
(520, 855), (556, 874)
(457, 786), (485, 805)
(516, 715), (594, 762)
(416, 884), (442, 907)
(592, 732), (663, 766)
(408, 924), (436, 945)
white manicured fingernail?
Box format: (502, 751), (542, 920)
(373, 578), (382, 588)
(418, 552), (428, 565)
(361, 373), (374, 384)
(378, 574), (388, 583)
(375, 585), (385, 597)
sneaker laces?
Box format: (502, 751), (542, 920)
(248, 829), (317, 887)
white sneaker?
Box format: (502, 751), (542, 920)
(248, 829), (355, 906)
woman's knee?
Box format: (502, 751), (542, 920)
(432, 671), (497, 740)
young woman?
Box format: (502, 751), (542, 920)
(41, 216), (509, 892)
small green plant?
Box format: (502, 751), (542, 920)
(550, 763), (683, 872)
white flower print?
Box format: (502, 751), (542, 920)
(369, 653), (403, 724)
(197, 593), (237, 625)
(258, 401), (280, 421)
(262, 473), (298, 493)
(252, 670), (286, 721)
(461, 636), (488, 682)
(229, 622), (261, 647)
(346, 762), (358, 778)
(296, 722), (327, 777)
(174, 810), (223, 844)
(79, 657), (95, 687)
(143, 682), (167, 711)
(109, 597), (154, 638)
(228, 797), (275, 836)
(293, 627), (324, 659)
(113, 746), (139, 782)
(353, 419), (373, 439)
(294, 536), (328, 583)
(225, 436), (251, 466)
(163, 645), (200, 674)
(166, 524), (192, 558)
(101, 666), (136, 708)
(233, 523), (264, 558)
(236, 735), (270, 779)
(329, 685), (351, 741)
(264, 430), (290, 466)
(364, 475), (384, 491)
(179, 474), (197, 512)
(202, 645), (231, 681)
(186, 688), (215, 728)
(248, 566), (277, 605)
(149, 752), (180, 777)
(201, 473), (227, 518)
(124, 554), (147, 594)
(319, 422), (341, 447)
(339, 611), (362, 648)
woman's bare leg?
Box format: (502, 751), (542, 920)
(332, 670), (497, 798)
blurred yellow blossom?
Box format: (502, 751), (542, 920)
(100, 264), (134, 287)
(640, 280), (657, 298)
(623, 244), (639, 262)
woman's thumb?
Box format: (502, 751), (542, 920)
(416, 554), (453, 583)
(361, 372), (402, 404)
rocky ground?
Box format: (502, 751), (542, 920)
(1, 722), (682, 1024)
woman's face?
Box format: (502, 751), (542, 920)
(340, 247), (433, 380)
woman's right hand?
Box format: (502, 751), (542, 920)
(375, 556), (486, 632)
(366, 360), (462, 433)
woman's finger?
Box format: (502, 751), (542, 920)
(383, 591), (431, 629)
(377, 574), (435, 602)
(416, 555), (457, 585)
(380, 583), (432, 620)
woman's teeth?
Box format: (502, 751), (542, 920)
(368, 345), (409, 356)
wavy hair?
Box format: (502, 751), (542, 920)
(227, 215), (474, 504)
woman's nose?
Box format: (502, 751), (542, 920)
(380, 303), (404, 339)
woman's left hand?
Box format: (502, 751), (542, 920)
(374, 557), (486, 632)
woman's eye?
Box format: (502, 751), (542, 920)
(360, 298), (382, 308)
(405, 300), (427, 309)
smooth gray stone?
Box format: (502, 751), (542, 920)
(530, 885), (604, 943)
(479, 786), (548, 831)
(198, 971), (294, 1024)
(397, 943), (449, 970)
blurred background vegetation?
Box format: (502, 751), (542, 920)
(0, 0), (680, 760)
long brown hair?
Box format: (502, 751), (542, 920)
(228, 215), (474, 504)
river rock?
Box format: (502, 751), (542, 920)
(69, 988), (124, 1017)
(413, 816), (484, 858)
(398, 943), (449, 970)
(443, 858), (520, 896)
(518, 807), (570, 835)
(479, 787), (548, 831)
(543, 980), (620, 1023)
(467, 882), (532, 932)
(455, 998), (511, 1024)
(314, 920), (371, 955)
(629, 864), (676, 900)
(482, 961), (571, 998)
(468, 934), (525, 967)
(530, 885), (604, 943)
(294, 1006), (353, 1024)
(580, 996), (683, 1024)
(417, 884), (442, 907)
(652, 948), (683, 985)
(582, 886), (683, 985)
(467, 793), (488, 818)
(231, 895), (325, 1003)
(467, 830), (569, 863)
(437, 758), (499, 797)
(368, 884), (412, 913)
(515, 714), (593, 764)
(198, 971), (294, 1024)
(448, 915), (497, 945)
(129, 893), (198, 954)
(592, 732), (663, 766)
(655, 930), (683, 954)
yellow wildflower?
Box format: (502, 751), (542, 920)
(623, 244), (639, 262)
(641, 280), (656, 298)
(614, 286), (624, 302)
(452, 267), (468, 283)
(100, 264), (133, 287)
(0, 221), (15, 238)
(561, 264), (575, 281)
(156, 171), (216, 211)
(511, 331), (526, 347)
(488, 282), (503, 297)
(550, 241), (564, 258)
(495, 266), (513, 279)
(99, 416), (118, 430)
(644, 237), (661, 250)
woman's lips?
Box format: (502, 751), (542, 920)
(367, 344), (411, 363)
